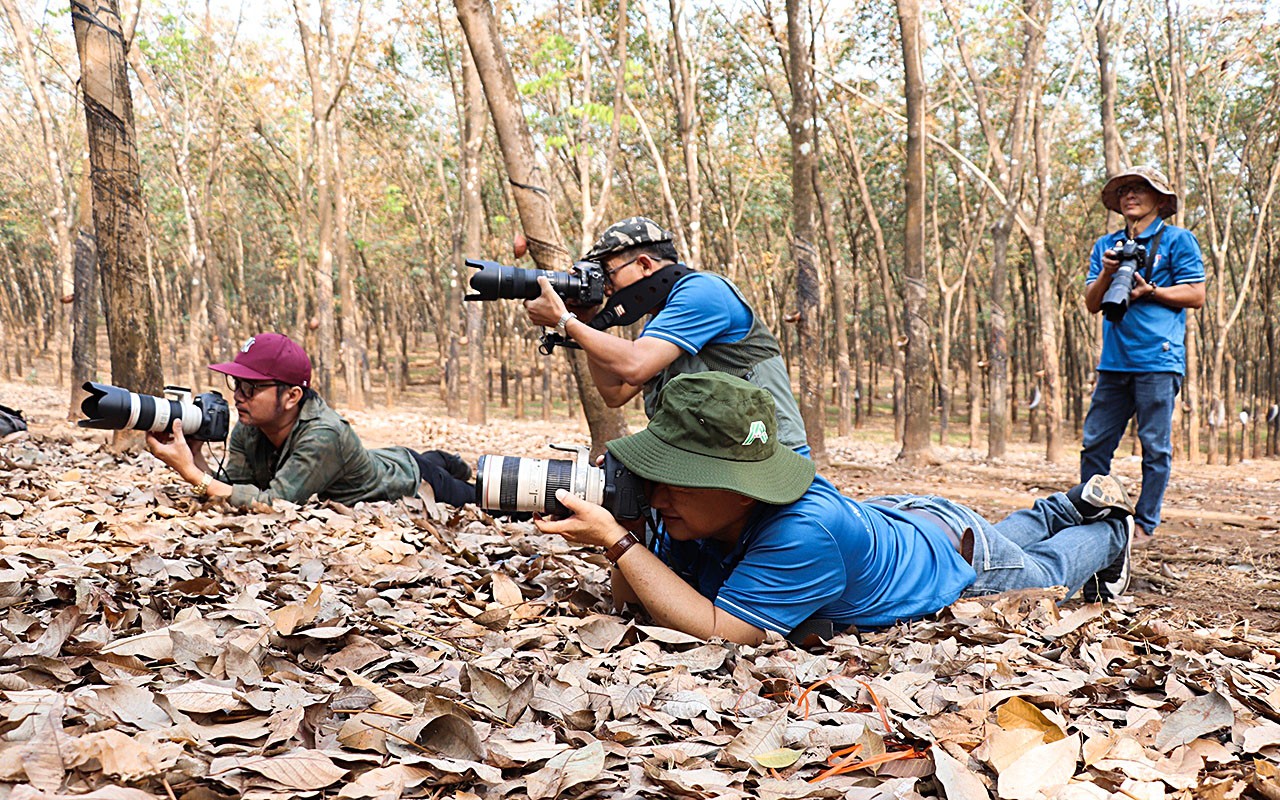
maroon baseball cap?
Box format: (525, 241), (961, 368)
(209, 333), (312, 387)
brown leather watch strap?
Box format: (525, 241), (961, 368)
(604, 531), (641, 565)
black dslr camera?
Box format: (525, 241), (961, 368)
(1100, 239), (1147, 322)
(475, 444), (647, 521)
(464, 259), (606, 307)
(79, 382), (230, 441)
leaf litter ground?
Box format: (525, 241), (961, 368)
(2, 380), (1279, 799)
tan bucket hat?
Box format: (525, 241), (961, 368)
(1101, 165), (1178, 217)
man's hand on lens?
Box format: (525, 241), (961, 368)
(1130, 272), (1157, 301)
(145, 419), (196, 472)
(523, 277), (569, 328)
(534, 488), (631, 550)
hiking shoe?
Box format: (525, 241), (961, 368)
(1068, 474), (1134, 523)
(1083, 515), (1133, 602)
(439, 451), (473, 482)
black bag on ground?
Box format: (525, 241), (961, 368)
(0, 404), (27, 437)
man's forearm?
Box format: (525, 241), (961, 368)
(612, 545), (765, 645)
(581, 346), (643, 406)
(1148, 282), (1205, 309)
(565, 318), (680, 405)
(168, 460), (233, 501)
(566, 318), (652, 385)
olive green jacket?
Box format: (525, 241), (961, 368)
(215, 394), (419, 508)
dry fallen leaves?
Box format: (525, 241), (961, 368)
(1, 432), (1278, 798)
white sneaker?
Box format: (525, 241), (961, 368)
(1083, 515), (1133, 602)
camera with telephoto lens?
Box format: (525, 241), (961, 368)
(78, 382), (230, 441)
(475, 443), (647, 521)
(464, 259), (606, 307)
(1100, 239), (1147, 322)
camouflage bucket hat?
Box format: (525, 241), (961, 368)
(606, 372), (816, 505)
(583, 217), (674, 262)
(1101, 165), (1178, 216)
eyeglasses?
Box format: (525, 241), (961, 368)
(1116, 182), (1152, 198)
(604, 256), (641, 286)
(226, 376), (284, 398)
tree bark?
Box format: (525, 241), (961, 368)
(456, 0), (628, 454)
(667, 0), (702, 269)
(294, 0), (365, 400)
(896, 0), (932, 463)
(70, 0), (164, 420)
(785, 0), (827, 463)
(1095, 0), (1122, 230)
(70, 173), (98, 418)
(943, 0), (1041, 459)
(461, 43), (488, 425)
(4, 0), (75, 399)
(1029, 90), (1064, 462)
(817, 175), (851, 438)
(333, 106), (367, 409)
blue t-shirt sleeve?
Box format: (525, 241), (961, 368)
(712, 516), (848, 635)
(641, 274), (752, 354)
(1168, 229), (1205, 284)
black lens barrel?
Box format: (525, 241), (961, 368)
(465, 258), (578, 302)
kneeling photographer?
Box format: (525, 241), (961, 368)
(516, 216), (808, 454)
(138, 332), (474, 509)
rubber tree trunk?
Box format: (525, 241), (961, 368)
(68, 166), (98, 418)
(71, 0), (164, 431)
(1095, 0), (1122, 230)
(896, 0), (933, 463)
(455, 0), (627, 454)
(785, 0), (827, 463)
(4, 0), (75, 397)
(462, 45), (488, 425)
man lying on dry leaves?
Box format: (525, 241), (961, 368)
(145, 332), (475, 509)
(536, 371), (1136, 646)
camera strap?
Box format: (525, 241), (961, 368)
(591, 263), (696, 330)
(1129, 221), (1165, 285)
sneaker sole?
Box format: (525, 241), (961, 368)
(1082, 475), (1135, 515)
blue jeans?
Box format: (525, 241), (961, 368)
(1080, 371), (1181, 534)
(870, 494), (1127, 599)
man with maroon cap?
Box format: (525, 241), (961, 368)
(145, 333), (475, 508)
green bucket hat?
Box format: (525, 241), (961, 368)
(606, 372), (816, 505)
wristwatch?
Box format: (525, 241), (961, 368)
(193, 473), (213, 497)
(605, 531), (641, 565)
(556, 311), (577, 336)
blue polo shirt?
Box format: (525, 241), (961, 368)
(651, 476), (976, 633)
(1087, 218), (1205, 374)
(640, 273), (752, 353)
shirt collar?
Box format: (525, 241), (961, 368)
(1131, 216), (1165, 240)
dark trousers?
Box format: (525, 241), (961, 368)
(409, 450), (475, 506)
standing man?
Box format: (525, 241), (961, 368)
(1083, 166), (1205, 540)
(522, 217), (808, 453)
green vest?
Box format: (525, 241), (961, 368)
(643, 274), (809, 450)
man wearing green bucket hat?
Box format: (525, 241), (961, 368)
(535, 372), (1135, 645)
